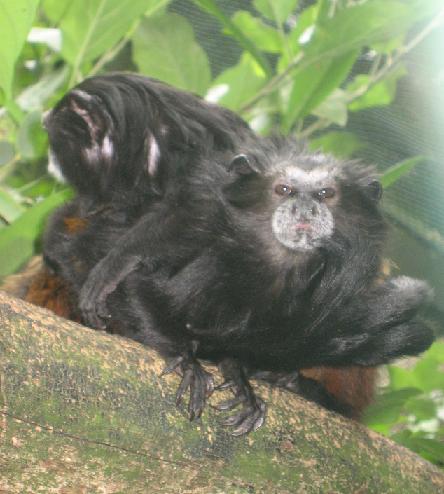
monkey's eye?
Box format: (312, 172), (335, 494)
(315, 188), (336, 201)
(275, 184), (293, 196)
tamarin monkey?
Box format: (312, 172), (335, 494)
(5, 74), (433, 435)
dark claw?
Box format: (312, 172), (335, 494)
(227, 397), (266, 436)
(161, 355), (214, 421)
(217, 358), (267, 435)
(215, 379), (235, 391)
(187, 365), (214, 420)
(175, 369), (193, 406)
(213, 394), (247, 411)
(160, 355), (184, 376)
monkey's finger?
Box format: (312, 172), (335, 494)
(215, 380), (235, 391)
(96, 301), (112, 321)
(160, 355), (184, 376)
(213, 394), (247, 411)
(231, 407), (266, 437)
(205, 374), (215, 396)
(188, 369), (214, 420)
(228, 399), (267, 436)
(175, 369), (193, 407)
(189, 382), (205, 421)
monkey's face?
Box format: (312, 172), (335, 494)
(270, 166), (338, 251)
(225, 150), (342, 253)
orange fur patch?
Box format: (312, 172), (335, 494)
(301, 366), (377, 418)
(63, 216), (88, 233)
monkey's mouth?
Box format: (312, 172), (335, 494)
(295, 222), (312, 231)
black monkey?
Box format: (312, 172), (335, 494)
(43, 71), (254, 324)
(44, 131), (434, 434)
(43, 72), (256, 420)
(44, 72), (253, 205)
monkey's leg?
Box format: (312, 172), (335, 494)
(215, 359), (266, 436)
(250, 370), (354, 418)
(161, 349), (214, 421)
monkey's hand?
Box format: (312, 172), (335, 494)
(79, 254), (142, 329)
(215, 359), (266, 436)
(161, 353), (214, 421)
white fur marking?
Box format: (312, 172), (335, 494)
(71, 89), (93, 101)
(285, 166), (330, 184)
(47, 149), (66, 183)
(102, 135), (113, 159)
(148, 134), (160, 176)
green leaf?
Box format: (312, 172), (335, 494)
(0, 188), (25, 223)
(306, 0), (439, 60)
(0, 188), (73, 277)
(132, 13), (211, 96)
(60, 0), (164, 82)
(400, 436), (444, 464)
(312, 89), (348, 126)
(283, 0), (440, 131)
(192, 0), (272, 77)
(0, 0), (40, 101)
(406, 397), (437, 421)
(387, 343), (444, 393)
(0, 141), (15, 166)
(363, 388), (422, 426)
(253, 0), (299, 25)
(277, 4), (318, 72)
(17, 111), (48, 160)
(42, 0), (72, 24)
(283, 49), (358, 131)
(422, 341), (444, 362)
(230, 11), (282, 53)
(209, 53), (266, 111)
(381, 156), (425, 188)
(413, 350), (444, 392)
(17, 67), (69, 112)
(348, 66), (407, 112)
(308, 131), (364, 158)
(388, 365), (419, 390)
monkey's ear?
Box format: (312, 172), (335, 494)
(365, 179), (383, 201)
(66, 89), (113, 144)
(228, 154), (260, 176)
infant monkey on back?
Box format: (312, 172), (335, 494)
(40, 73), (434, 435)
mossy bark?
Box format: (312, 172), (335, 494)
(0, 290), (443, 494)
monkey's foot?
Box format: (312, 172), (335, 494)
(162, 355), (214, 421)
(216, 360), (266, 436)
(252, 370), (353, 417)
(216, 392), (266, 436)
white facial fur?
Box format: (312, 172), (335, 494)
(270, 165), (337, 251)
(272, 201), (334, 251)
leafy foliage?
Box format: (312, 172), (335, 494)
(0, 0), (443, 465)
(364, 342), (444, 467)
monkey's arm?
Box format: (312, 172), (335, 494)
(79, 208), (191, 329)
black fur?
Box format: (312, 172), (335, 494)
(44, 72), (253, 204)
(43, 75), (435, 435)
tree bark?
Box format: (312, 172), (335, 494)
(0, 290), (443, 493)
